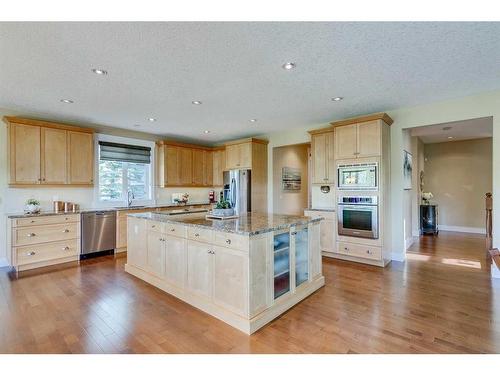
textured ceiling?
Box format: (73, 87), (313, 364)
(410, 117), (493, 143)
(1, 22), (500, 143)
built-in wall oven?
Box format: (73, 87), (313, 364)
(337, 162), (378, 190)
(337, 196), (378, 239)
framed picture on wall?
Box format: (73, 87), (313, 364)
(403, 150), (413, 190)
(282, 167), (301, 191)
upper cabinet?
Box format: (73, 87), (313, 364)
(333, 114), (393, 160)
(224, 138), (267, 170)
(310, 130), (335, 184)
(212, 148), (225, 186)
(4, 117), (94, 186)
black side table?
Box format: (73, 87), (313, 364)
(420, 204), (438, 235)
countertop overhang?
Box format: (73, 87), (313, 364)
(129, 212), (323, 236)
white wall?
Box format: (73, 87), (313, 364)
(402, 129), (413, 250)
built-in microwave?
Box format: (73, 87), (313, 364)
(337, 162), (378, 190)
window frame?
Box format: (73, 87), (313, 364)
(94, 134), (156, 208)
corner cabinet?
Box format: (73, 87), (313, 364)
(310, 130), (335, 184)
(4, 116), (94, 187)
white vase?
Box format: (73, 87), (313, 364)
(25, 204), (40, 214)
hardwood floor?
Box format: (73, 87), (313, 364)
(1, 231), (500, 353)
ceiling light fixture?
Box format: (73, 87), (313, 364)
(331, 97), (343, 102)
(148, 118), (156, 122)
(249, 119), (257, 123)
(448, 136), (454, 139)
(204, 130), (210, 134)
(60, 99), (74, 104)
(91, 68), (108, 75)
(282, 62), (296, 70)
(192, 100), (202, 105)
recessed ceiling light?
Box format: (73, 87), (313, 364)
(443, 126), (452, 131)
(60, 99), (74, 104)
(448, 136), (454, 139)
(282, 62), (296, 70)
(249, 119), (257, 123)
(148, 118), (156, 122)
(204, 130), (210, 134)
(91, 68), (108, 75)
(331, 97), (343, 102)
(192, 100), (202, 105)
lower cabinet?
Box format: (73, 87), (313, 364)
(187, 240), (213, 299)
(146, 230), (166, 277)
(164, 235), (187, 289)
(304, 210), (336, 254)
(212, 245), (248, 316)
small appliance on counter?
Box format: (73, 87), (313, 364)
(208, 190), (216, 203)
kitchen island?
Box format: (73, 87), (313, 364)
(125, 212), (325, 334)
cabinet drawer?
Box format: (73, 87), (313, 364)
(213, 231), (249, 251)
(304, 210), (335, 221)
(164, 223), (187, 238)
(147, 221), (164, 232)
(16, 239), (79, 266)
(13, 214), (80, 227)
(337, 241), (381, 260)
(13, 222), (79, 246)
(187, 226), (213, 243)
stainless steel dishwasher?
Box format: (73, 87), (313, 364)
(81, 211), (117, 259)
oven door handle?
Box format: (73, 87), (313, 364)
(338, 205), (377, 210)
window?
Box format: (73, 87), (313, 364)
(97, 139), (153, 205)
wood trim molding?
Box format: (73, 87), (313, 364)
(329, 112), (393, 127)
(156, 140), (214, 151)
(3, 116), (94, 134)
(223, 137), (269, 146)
(308, 127), (334, 135)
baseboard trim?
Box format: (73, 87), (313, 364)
(439, 225), (486, 234)
(405, 236), (415, 250)
(0, 258), (9, 267)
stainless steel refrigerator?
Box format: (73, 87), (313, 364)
(223, 169), (251, 215)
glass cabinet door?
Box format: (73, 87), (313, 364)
(273, 231), (290, 299)
(294, 225), (309, 287)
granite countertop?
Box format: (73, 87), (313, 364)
(6, 201), (212, 219)
(305, 207), (336, 212)
(129, 212), (323, 236)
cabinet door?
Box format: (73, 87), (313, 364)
(165, 235), (187, 289)
(357, 120), (381, 157)
(205, 151), (213, 186)
(127, 217), (147, 269)
(116, 216), (128, 249)
(309, 223), (322, 279)
(213, 246), (248, 317)
(165, 146), (180, 185)
(41, 127), (67, 184)
(325, 131), (335, 184)
(334, 124), (357, 160)
(293, 226), (309, 287)
(186, 241), (213, 299)
(238, 142), (252, 169)
(9, 123), (41, 184)
(225, 144), (239, 169)
(320, 219), (335, 253)
(212, 149), (225, 186)
(192, 149), (205, 185)
(146, 230), (165, 277)
(311, 133), (327, 184)
(68, 131), (94, 185)
(178, 147), (193, 185)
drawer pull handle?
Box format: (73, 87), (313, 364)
(344, 247), (349, 251)
(226, 239), (231, 244)
(366, 250), (372, 254)
(62, 229), (70, 233)
(27, 233), (36, 237)
(152, 225), (156, 228)
(170, 228), (175, 232)
(27, 251), (36, 256)
(62, 246), (70, 251)
(194, 233), (199, 237)
(30, 220), (35, 223)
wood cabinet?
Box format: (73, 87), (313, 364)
(127, 217), (147, 270)
(212, 148), (225, 186)
(4, 117), (94, 186)
(165, 235), (187, 289)
(67, 131), (94, 185)
(310, 130), (335, 184)
(178, 147), (193, 186)
(187, 240), (213, 299)
(225, 142), (252, 170)
(334, 120), (381, 160)
(304, 210), (336, 254)
(147, 230), (165, 278)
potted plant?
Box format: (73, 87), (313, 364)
(25, 198), (41, 214)
(212, 200), (234, 217)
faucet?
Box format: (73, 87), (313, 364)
(127, 190), (135, 207)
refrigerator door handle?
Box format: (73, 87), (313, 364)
(230, 178), (237, 209)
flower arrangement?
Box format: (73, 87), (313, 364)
(25, 198), (41, 214)
(212, 199), (234, 217)
(421, 192), (433, 205)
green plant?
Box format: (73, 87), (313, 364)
(26, 198), (40, 206)
(215, 200), (231, 209)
